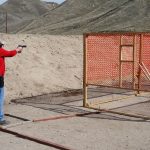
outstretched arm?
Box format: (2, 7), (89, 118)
(0, 47), (22, 57)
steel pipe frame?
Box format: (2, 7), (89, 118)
(1, 109), (149, 150)
(33, 112), (100, 122)
(87, 84), (150, 92)
(0, 128), (74, 150)
(83, 34), (88, 107)
(1, 121), (32, 129)
(0, 112), (103, 149)
(86, 106), (150, 120)
(139, 63), (150, 81)
(83, 33), (150, 118)
(89, 89), (150, 107)
(89, 95), (136, 107)
(2, 112), (100, 128)
(5, 114), (30, 121)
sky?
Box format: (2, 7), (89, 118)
(0, 0), (65, 5)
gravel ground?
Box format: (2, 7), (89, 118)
(0, 90), (150, 150)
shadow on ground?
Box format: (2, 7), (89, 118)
(12, 87), (150, 123)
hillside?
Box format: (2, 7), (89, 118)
(0, 0), (58, 33)
(19, 0), (102, 33)
(19, 0), (150, 34)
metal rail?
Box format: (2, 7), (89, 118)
(33, 112), (100, 122)
(5, 114), (30, 121)
(0, 112), (101, 150)
(139, 62), (150, 81)
(87, 106), (150, 120)
(0, 128), (74, 150)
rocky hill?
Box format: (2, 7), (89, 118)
(19, 0), (150, 34)
(0, 0), (58, 33)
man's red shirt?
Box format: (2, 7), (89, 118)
(0, 48), (17, 76)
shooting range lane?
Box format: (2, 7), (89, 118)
(1, 94), (150, 150)
(0, 111), (80, 149)
(0, 33), (150, 150)
(0, 128), (74, 150)
(0, 110), (101, 149)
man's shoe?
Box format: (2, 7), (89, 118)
(0, 120), (10, 126)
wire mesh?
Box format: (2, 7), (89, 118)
(85, 33), (150, 91)
(140, 34), (150, 91)
(87, 34), (120, 87)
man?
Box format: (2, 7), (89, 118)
(0, 41), (23, 125)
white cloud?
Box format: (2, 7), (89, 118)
(0, 0), (65, 5)
(42, 0), (65, 4)
(0, 0), (7, 5)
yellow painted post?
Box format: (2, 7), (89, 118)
(137, 34), (143, 94)
(83, 34), (88, 107)
(119, 35), (122, 87)
(133, 35), (136, 89)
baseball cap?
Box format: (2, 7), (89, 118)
(0, 41), (5, 45)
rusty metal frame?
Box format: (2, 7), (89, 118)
(0, 128), (74, 150)
(83, 32), (150, 119)
(120, 34), (137, 90)
(1, 111), (149, 150)
(1, 112), (102, 149)
(83, 34), (88, 107)
(139, 63), (150, 80)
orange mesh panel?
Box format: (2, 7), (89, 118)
(86, 33), (150, 91)
(87, 35), (120, 87)
(121, 62), (133, 89)
(121, 46), (133, 61)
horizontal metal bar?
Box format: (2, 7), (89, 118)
(2, 121), (32, 129)
(0, 128), (74, 150)
(86, 106), (150, 120)
(33, 115), (76, 122)
(84, 32), (150, 36)
(87, 84), (150, 92)
(33, 112), (100, 122)
(120, 45), (134, 47)
(120, 60), (134, 62)
(5, 114), (30, 121)
(90, 95), (135, 106)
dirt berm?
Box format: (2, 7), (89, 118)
(0, 34), (82, 103)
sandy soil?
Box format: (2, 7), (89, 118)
(0, 34), (83, 103)
(1, 90), (150, 150)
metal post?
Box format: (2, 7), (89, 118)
(119, 35), (122, 87)
(5, 11), (8, 33)
(83, 34), (88, 107)
(133, 35), (136, 89)
(137, 34), (143, 94)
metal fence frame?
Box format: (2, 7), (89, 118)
(83, 32), (150, 119)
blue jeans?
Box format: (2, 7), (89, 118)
(0, 87), (4, 121)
